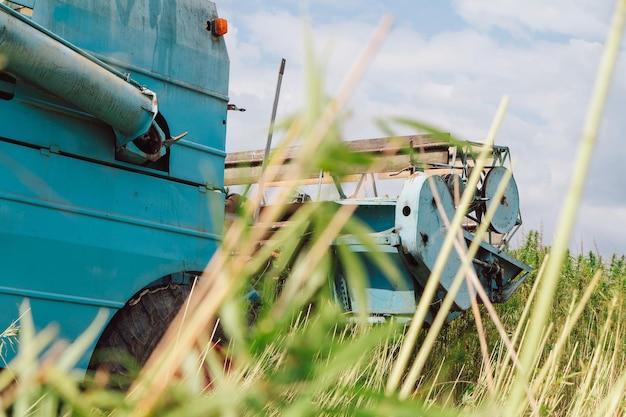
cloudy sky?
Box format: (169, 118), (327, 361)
(217, 0), (626, 257)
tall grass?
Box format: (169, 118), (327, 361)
(2, 1), (626, 416)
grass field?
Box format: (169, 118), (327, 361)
(1, 230), (624, 416)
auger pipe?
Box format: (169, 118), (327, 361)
(0, 4), (157, 147)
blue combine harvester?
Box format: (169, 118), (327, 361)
(0, 0), (530, 377)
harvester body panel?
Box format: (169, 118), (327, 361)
(0, 0), (229, 371)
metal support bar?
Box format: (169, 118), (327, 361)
(258, 58), (286, 210)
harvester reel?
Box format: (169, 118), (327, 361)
(479, 166), (520, 234)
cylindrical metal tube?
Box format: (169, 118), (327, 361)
(0, 5), (157, 146)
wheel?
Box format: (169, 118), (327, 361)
(88, 282), (226, 388)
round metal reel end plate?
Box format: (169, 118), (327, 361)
(394, 173), (473, 311)
(481, 166), (519, 234)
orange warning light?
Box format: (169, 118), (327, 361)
(210, 18), (228, 36)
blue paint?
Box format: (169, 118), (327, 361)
(0, 0), (229, 373)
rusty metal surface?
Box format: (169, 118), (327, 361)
(224, 134), (452, 185)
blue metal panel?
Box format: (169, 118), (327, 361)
(31, 0), (230, 186)
(0, 137), (222, 370)
(335, 198), (397, 232)
(0, 82), (116, 162)
(0, 295), (112, 369)
(3, 0), (34, 8)
(34, 1), (230, 100)
(395, 173), (470, 308)
(333, 232), (417, 316)
(0, 141), (222, 236)
(0, 0), (229, 374)
(337, 245), (417, 316)
(0, 6), (157, 146)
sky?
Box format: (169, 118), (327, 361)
(217, 0), (626, 257)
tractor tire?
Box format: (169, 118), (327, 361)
(88, 282), (223, 388)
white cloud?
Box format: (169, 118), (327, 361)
(575, 204), (626, 255)
(453, 0), (614, 40)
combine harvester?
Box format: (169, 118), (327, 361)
(0, 0), (529, 377)
(226, 135), (530, 323)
